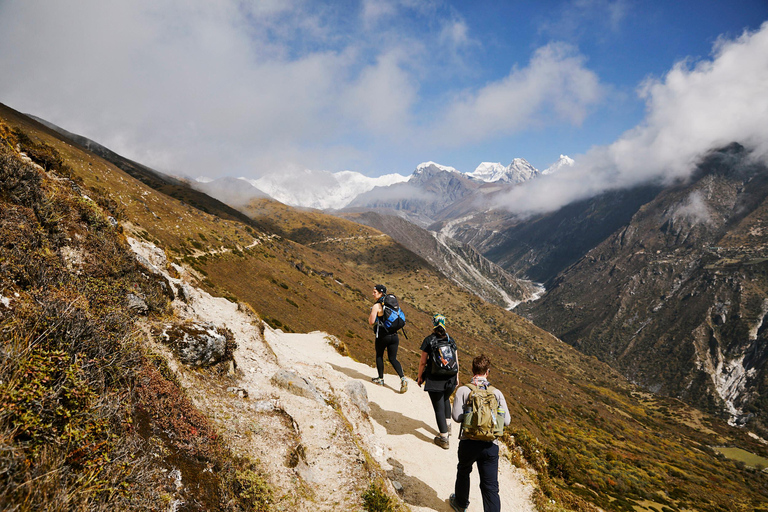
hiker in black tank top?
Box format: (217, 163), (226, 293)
(368, 284), (407, 393)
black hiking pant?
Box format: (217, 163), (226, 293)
(375, 333), (404, 379)
(428, 388), (453, 434)
(454, 439), (500, 512)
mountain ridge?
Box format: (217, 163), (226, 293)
(3, 103), (767, 512)
(518, 143), (768, 433)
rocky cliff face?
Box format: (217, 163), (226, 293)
(442, 184), (664, 285)
(518, 144), (768, 434)
(346, 164), (480, 226)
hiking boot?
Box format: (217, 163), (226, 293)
(371, 377), (384, 386)
(399, 377), (408, 394)
(434, 435), (449, 450)
(449, 493), (467, 512)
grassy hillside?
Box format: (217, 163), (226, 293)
(0, 118), (270, 511)
(2, 103), (767, 512)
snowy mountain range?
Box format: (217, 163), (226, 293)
(467, 158), (539, 183)
(194, 155), (573, 210)
(248, 169), (408, 210)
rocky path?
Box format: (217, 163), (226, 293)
(264, 329), (537, 512)
(129, 236), (537, 511)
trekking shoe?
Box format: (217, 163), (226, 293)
(371, 377), (384, 386)
(434, 435), (449, 450)
(399, 377), (408, 394)
(449, 493), (467, 512)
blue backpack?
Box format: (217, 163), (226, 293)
(376, 294), (406, 336)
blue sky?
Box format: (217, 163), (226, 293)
(0, 0), (767, 186)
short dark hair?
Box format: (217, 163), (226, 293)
(472, 354), (491, 376)
(374, 284), (387, 294)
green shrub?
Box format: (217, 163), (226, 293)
(231, 467), (271, 511)
(362, 483), (395, 512)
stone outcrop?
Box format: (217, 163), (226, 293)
(156, 321), (233, 367)
(271, 369), (324, 402)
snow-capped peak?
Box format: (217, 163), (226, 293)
(542, 155), (574, 175)
(414, 161), (459, 175)
(467, 162), (507, 182)
(466, 158), (539, 184)
(505, 158), (539, 183)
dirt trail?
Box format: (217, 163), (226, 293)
(128, 236), (537, 511)
(263, 329), (537, 512)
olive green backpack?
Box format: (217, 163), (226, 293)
(461, 383), (505, 441)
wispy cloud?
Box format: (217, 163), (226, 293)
(539, 0), (631, 40)
(494, 21), (768, 215)
(430, 42), (604, 145)
(0, 0), (605, 178)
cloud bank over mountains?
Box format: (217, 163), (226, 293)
(1, 1), (764, 217)
(0, 0), (604, 177)
(496, 21), (768, 215)
(431, 42), (604, 146)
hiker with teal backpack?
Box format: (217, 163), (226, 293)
(368, 284), (408, 393)
(417, 314), (459, 450)
(449, 354), (510, 512)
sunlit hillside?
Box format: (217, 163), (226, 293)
(1, 103), (767, 512)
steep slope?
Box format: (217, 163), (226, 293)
(337, 210), (542, 309)
(192, 176), (272, 207)
(27, 110), (259, 226)
(443, 184), (664, 285)
(3, 105), (768, 512)
(0, 123), (271, 511)
(519, 144), (768, 435)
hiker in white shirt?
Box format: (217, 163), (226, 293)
(449, 354), (510, 512)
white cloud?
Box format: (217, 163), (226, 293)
(431, 42), (604, 145)
(439, 18), (471, 48)
(340, 50), (417, 139)
(361, 0), (399, 27)
(0, 0), (605, 179)
(495, 21), (768, 215)
(672, 191), (713, 226)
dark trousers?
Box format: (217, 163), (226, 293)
(428, 388), (452, 434)
(375, 334), (403, 379)
(454, 439), (500, 512)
